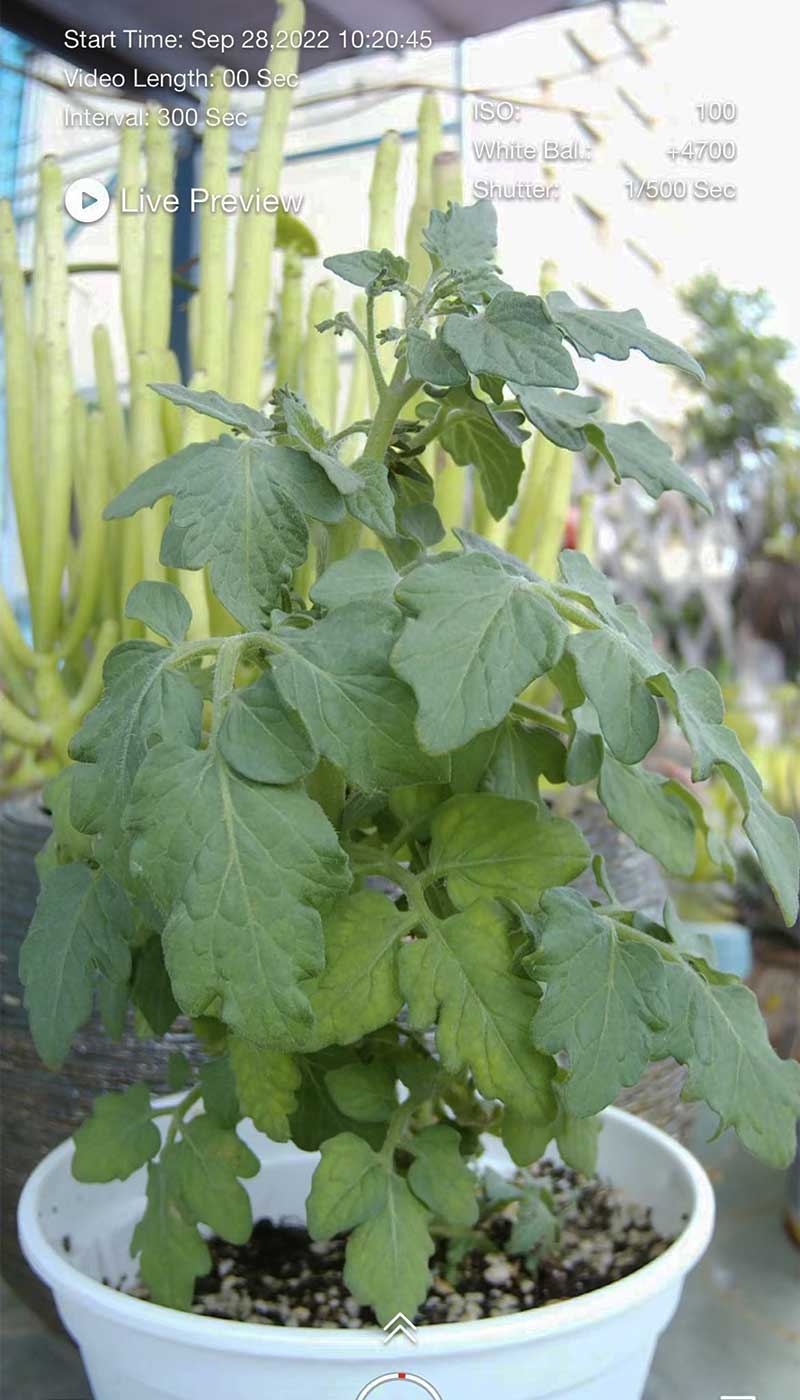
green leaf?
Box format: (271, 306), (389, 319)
(149, 382), (270, 435)
(393, 552), (567, 753)
(529, 889), (669, 1116)
(408, 1124), (478, 1227)
(439, 390), (525, 520)
(96, 974), (129, 1040)
(69, 639), (203, 876)
(323, 248), (409, 289)
(558, 550), (669, 765)
(125, 743), (350, 1044)
(565, 730), (603, 785)
(105, 437), (316, 628)
(124, 581), (192, 644)
(302, 891), (406, 1048)
(344, 1174), (433, 1325)
(509, 1185), (560, 1258)
(482, 720), (566, 807)
(20, 864), (132, 1067)
(406, 329), (468, 386)
(273, 388), (361, 494)
(311, 549), (399, 612)
(229, 1036), (301, 1142)
(663, 668), (800, 923)
(290, 1050), (386, 1153)
(449, 728), (500, 793)
(72, 1083), (160, 1182)
(430, 794), (589, 910)
(398, 498), (444, 550)
(585, 421), (711, 512)
(511, 384), (602, 451)
(401, 901), (556, 1158)
(174, 1115), (259, 1242)
(422, 199), (497, 273)
(218, 670), (317, 785)
(307, 1132), (387, 1239)
(545, 292), (704, 381)
(568, 630), (661, 766)
(272, 604), (449, 790)
(555, 1109), (601, 1176)
(131, 1147), (211, 1310)
(131, 936), (179, 1035)
(656, 958), (800, 1167)
(597, 752), (697, 877)
(455, 527), (540, 583)
(167, 1052), (192, 1091)
(276, 206), (318, 256)
(200, 1057), (240, 1128)
(343, 458), (397, 538)
(40, 767), (94, 865)
(442, 292), (578, 389)
(457, 267), (511, 305)
(325, 1061), (397, 1123)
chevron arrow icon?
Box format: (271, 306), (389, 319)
(382, 1312), (418, 1345)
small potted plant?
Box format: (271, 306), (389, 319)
(18, 201), (800, 1400)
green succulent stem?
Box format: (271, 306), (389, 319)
(227, 0), (303, 403)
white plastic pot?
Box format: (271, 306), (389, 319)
(19, 1106), (714, 1400)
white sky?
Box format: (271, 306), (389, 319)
(666, 0), (799, 380)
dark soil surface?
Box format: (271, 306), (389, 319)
(169, 1164), (673, 1328)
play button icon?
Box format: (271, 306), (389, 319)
(64, 177), (111, 224)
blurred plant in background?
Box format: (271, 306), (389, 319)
(0, 5), (306, 790)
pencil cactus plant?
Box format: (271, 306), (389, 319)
(0, 1), (305, 788)
(21, 198), (800, 1328)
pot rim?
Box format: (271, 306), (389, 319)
(18, 1106), (714, 1359)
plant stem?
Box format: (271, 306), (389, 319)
(165, 1084), (203, 1147)
(130, 352), (168, 594)
(405, 93), (443, 292)
(198, 68), (231, 390)
(510, 700), (571, 734)
(505, 432), (558, 561)
(0, 694), (50, 747)
(60, 412), (108, 658)
(92, 325), (128, 493)
(381, 1099), (418, 1161)
(368, 131), (402, 394)
(155, 349), (184, 455)
(210, 636), (245, 736)
(140, 113), (175, 354)
(303, 280), (337, 429)
(545, 587), (602, 631)
(275, 245), (304, 390)
(430, 152), (467, 541)
(227, 0), (302, 403)
(118, 127), (144, 359)
(172, 369), (214, 639)
(0, 584), (37, 669)
(365, 293), (387, 394)
(34, 157), (72, 652)
(66, 620), (117, 727)
(0, 199), (39, 597)
(362, 362), (419, 465)
(404, 402), (450, 452)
